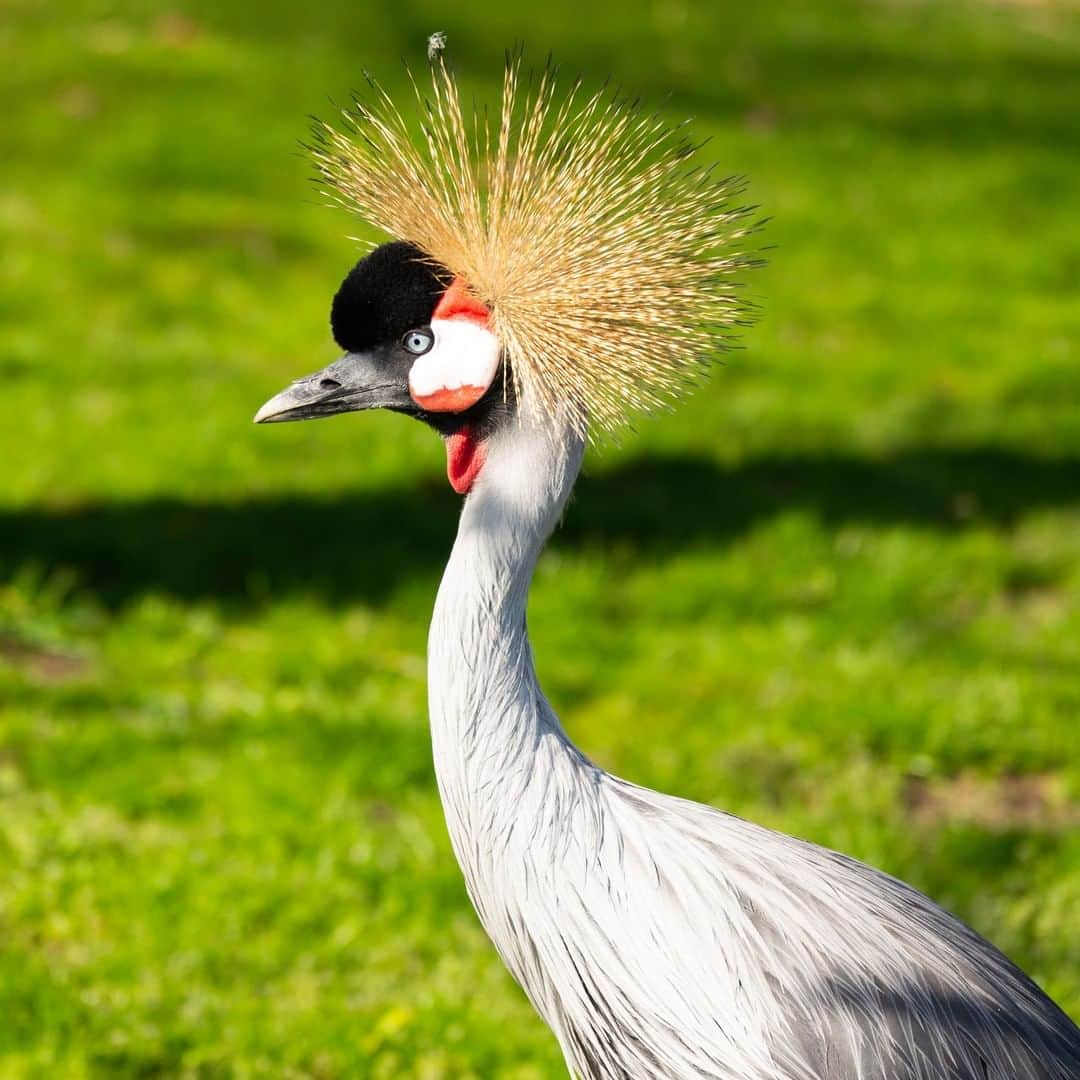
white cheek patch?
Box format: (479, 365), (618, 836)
(408, 317), (501, 413)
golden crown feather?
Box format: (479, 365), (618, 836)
(310, 39), (761, 437)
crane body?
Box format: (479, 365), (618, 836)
(254, 44), (1080, 1079)
(425, 411), (1080, 1080)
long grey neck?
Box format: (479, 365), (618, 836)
(427, 414), (587, 858)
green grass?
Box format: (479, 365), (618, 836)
(2, 0), (1079, 1075)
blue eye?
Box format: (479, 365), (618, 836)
(402, 328), (434, 355)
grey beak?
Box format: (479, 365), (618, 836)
(254, 351), (410, 423)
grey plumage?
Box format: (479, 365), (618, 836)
(254, 233), (1079, 1075)
(427, 407), (1080, 1080)
(266, 57), (1080, 1072)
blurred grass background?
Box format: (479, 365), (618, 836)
(1, 0), (1079, 1075)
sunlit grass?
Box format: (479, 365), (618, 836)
(1, 0), (1078, 1074)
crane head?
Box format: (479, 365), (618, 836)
(255, 46), (760, 492)
(253, 240), (513, 494)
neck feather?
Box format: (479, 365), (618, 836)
(427, 413), (586, 853)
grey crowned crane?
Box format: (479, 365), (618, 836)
(255, 45), (1080, 1080)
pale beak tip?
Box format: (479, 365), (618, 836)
(253, 395), (285, 424)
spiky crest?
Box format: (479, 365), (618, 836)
(311, 45), (760, 437)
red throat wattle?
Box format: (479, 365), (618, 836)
(446, 425), (485, 495)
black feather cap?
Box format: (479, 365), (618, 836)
(330, 241), (451, 353)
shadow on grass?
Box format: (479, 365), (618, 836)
(1, 447), (1077, 610)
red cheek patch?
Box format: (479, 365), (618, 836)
(410, 279), (497, 416)
(408, 308), (500, 415)
(446, 425), (485, 494)
(411, 384), (489, 413)
(434, 279), (491, 326)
